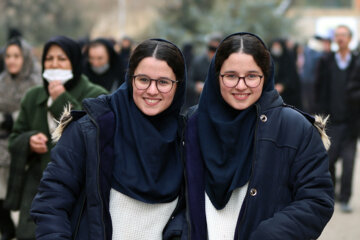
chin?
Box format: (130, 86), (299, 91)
(141, 107), (162, 116)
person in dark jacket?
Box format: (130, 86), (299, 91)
(4, 36), (107, 240)
(270, 38), (302, 110)
(117, 36), (133, 87)
(83, 38), (121, 92)
(185, 33), (222, 111)
(315, 25), (357, 213)
(30, 39), (187, 240)
(185, 32), (334, 240)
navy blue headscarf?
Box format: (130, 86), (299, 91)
(198, 32), (275, 209)
(41, 36), (82, 93)
(109, 39), (186, 203)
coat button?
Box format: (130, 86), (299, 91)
(260, 114), (267, 122)
(250, 188), (257, 196)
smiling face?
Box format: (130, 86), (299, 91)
(132, 57), (177, 116)
(5, 44), (24, 75)
(219, 52), (264, 110)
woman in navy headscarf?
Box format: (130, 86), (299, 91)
(30, 39), (187, 240)
(185, 32), (334, 240)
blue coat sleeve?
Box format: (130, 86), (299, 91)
(250, 126), (334, 240)
(30, 121), (86, 240)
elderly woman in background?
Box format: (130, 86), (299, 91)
(0, 37), (41, 240)
(4, 36), (108, 240)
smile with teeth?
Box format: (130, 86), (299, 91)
(233, 92), (250, 100)
(144, 98), (161, 105)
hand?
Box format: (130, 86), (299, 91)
(275, 83), (284, 94)
(195, 81), (204, 94)
(29, 133), (48, 154)
(48, 80), (66, 100)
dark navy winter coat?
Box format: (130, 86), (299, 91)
(30, 95), (188, 240)
(185, 90), (334, 240)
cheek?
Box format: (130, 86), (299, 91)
(65, 62), (72, 70)
(17, 58), (24, 68)
(219, 80), (229, 100)
(132, 87), (143, 104)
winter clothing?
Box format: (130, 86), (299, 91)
(348, 55), (360, 136)
(270, 39), (302, 109)
(0, 38), (41, 167)
(185, 32), (334, 240)
(185, 54), (210, 108)
(83, 38), (121, 92)
(315, 51), (357, 205)
(4, 75), (106, 239)
(31, 96), (188, 240)
(0, 38), (41, 240)
(30, 39), (187, 239)
(4, 36), (107, 239)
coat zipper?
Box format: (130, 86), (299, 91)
(237, 104), (260, 239)
(178, 114), (192, 240)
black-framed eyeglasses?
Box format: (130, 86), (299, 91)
(132, 74), (178, 93)
(220, 73), (263, 88)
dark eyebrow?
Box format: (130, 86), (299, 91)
(223, 71), (237, 74)
(223, 70), (261, 75)
(135, 74), (173, 80)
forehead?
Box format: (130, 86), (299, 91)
(221, 52), (262, 72)
(6, 44), (22, 53)
(46, 44), (67, 55)
(336, 26), (351, 35)
(89, 44), (108, 55)
(135, 57), (175, 78)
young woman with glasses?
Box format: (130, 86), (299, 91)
(30, 39), (187, 240)
(184, 32), (334, 240)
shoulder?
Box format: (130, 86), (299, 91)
(52, 106), (94, 143)
(262, 107), (312, 144)
(21, 85), (46, 103)
(24, 85), (45, 96)
(265, 106), (330, 150)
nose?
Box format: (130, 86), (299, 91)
(49, 58), (59, 68)
(146, 80), (159, 95)
(235, 78), (247, 90)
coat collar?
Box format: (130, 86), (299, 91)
(256, 89), (283, 113)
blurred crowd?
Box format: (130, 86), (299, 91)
(0, 25), (359, 239)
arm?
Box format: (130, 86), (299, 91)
(347, 58), (360, 102)
(30, 121), (86, 240)
(250, 126), (334, 240)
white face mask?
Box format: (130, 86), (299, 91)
(91, 63), (110, 75)
(43, 69), (73, 84)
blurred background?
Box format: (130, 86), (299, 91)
(0, 0), (359, 51)
(1, 0), (360, 239)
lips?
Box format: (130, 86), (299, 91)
(232, 92), (250, 101)
(144, 98), (161, 106)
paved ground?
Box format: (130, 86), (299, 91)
(319, 141), (360, 240)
